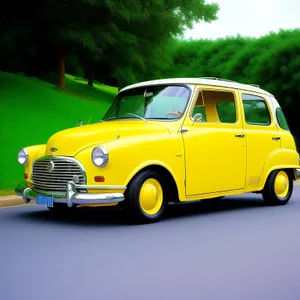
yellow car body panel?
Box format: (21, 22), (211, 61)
(16, 78), (300, 211)
(23, 144), (46, 184)
(44, 120), (176, 157)
(73, 120), (186, 199)
(181, 87), (247, 196)
(258, 149), (300, 190)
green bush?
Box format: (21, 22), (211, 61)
(163, 29), (300, 146)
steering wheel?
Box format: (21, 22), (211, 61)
(165, 111), (183, 118)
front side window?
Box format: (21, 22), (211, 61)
(191, 90), (237, 124)
(242, 94), (271, 126)
(103, 85), (191, 121)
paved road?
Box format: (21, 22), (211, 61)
(1, 187), (300, 300)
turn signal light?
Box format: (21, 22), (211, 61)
(24, 173), (28, 179)
(94, 176), (105, 182)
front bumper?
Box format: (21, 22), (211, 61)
(15, 181), (126, 208)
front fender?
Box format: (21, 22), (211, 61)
(74, 133), (185, 197)
(124, 159), (182, 190)
(258, 149), (300, 189)
(23, 144), (46, 181)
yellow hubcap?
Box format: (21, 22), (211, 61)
(274, 171), (289, 198)
(139, 178), (163, 215)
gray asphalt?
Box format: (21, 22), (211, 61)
(1, 187), (300, 300)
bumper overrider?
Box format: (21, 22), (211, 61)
(15, 181), (126, 207)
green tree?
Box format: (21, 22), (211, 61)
(80, 0), (220, 88)
(0, 0), (219, 89)
(163, 29), (300, 148)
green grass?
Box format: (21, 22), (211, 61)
(0, 71), (117, 190)
(0, 189), (15, 196)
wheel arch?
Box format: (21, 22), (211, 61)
(125, 164), (180, 203)
(259, 166), (296, 191)
(258, 149), (299, 190)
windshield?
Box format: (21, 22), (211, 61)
(103, 85), (191, 121)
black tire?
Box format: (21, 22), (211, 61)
(262, 169), (293, 205)
(124, 169), (169, 224)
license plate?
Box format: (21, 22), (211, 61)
(36, 194), (53, 207)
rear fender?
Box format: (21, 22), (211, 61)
(258, 149), (299, 190)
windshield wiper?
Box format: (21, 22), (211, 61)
(103, 117), (119, 121)
(103, 114), (148, 123)
(125, 113), (148, 123)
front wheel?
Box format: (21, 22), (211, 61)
(124, 169), (168, 223)
(262, 169), (293, 205)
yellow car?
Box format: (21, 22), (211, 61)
(15, 77), (300, 223)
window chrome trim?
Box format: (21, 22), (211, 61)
(241, 93), (272, 127)
(188, 88), (239, 125)
(103, 83), (194, 123)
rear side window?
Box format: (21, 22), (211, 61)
(242, 94), (271, 126)
(276, 108), (290, 131)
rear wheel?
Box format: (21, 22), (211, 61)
(262, 169), (293, 205)
(125, 169), (168, 223)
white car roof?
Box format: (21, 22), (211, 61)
(120, 77), (273, 97)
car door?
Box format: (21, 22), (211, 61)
(181, 87), (247, 196)
(240, 92), (281, 187)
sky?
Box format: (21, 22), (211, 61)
(184, 0), (300, 40)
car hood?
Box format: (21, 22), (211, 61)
(44, 120), (170, 157)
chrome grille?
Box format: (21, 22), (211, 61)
(32, 157), (85, 192)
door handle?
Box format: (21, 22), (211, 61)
(272, 137), (281, 141)
(235, 134), (245, 138)
(179, 128), (188, 133)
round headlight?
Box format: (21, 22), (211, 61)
(18, 149), (28, 165)
(92, 146), (109, 167)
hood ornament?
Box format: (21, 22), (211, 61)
(50, 147), (58, 152)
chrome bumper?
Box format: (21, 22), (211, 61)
(15, 181), (126, 207)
